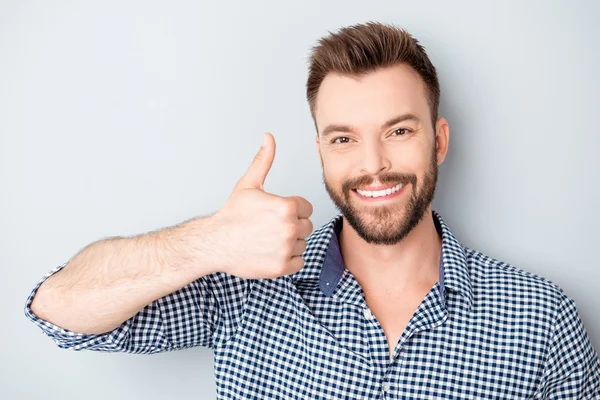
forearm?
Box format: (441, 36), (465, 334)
(29, 216), (221, 335)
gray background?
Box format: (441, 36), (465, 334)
(2, 0), (599, 399)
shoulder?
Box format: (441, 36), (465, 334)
(463, 246), (568, 311)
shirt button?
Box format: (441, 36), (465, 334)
(363, 308), (373, 319)
(382, 381), (390, 392)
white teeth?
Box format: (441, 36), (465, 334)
(356, 183), (403, 198)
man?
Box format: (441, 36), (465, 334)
(25, 21), (599, 399)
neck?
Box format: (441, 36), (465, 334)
(339, 207), (442, 292)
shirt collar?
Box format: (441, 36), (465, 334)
(290, 210), (473, 311)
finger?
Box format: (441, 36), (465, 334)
(236, 132), (276, 191)
(291, 239), (307, 257)
(286, 255), (306, 274)
(295, 218), (314, 239)
(288, 196), (313, 219)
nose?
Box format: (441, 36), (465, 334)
(359, 140), (391, 176)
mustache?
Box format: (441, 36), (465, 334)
(343, 173), (417, 192)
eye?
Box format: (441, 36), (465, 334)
(391, 128), (411, 136)
(330, 128), (412, 145)
(331, 136), (351, 144)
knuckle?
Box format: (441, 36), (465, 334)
(285, 198), (298, 215)
(306, 201), (314, 215)
(307, 220), (314, 235)
(278, 200), (293, 216)
(280, 241), (293, 257)
(295, 256), (305, 271)
(285, 223), (297, 239)
(277, 260), (289, 275)
(300, 240), (307, 253)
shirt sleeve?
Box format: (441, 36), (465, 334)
(536, 293), (600, 398)
(24, 261), (252, 354)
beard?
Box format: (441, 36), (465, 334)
(322, 146), (438, 246)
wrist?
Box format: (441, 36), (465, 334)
(168, 215), (225, 278)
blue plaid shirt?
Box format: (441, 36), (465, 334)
(25, 210), (600, 399)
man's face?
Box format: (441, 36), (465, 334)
(315, 64), (443, 245)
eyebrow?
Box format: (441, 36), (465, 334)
(320, 113), (421, 138)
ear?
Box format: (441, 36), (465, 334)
(434, 117), (450, 165)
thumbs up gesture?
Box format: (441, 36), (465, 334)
(211, 132), (314, 279)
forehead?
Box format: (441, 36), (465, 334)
(314, 64), (429, 131)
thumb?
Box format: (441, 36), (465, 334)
(237, 132), (276, 191)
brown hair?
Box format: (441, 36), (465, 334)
(306, 21), (440, 132)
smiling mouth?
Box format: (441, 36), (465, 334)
(352, 183), (405, 198)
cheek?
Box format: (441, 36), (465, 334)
(322, 153), (351, 175)
(391, 145), (429, 171)
(322, 166), (354, 194)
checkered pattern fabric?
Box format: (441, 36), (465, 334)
(24, 210), (600, 399)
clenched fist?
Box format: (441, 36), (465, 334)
(209, 132), (314, 279)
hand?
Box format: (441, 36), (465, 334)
(210, 132), (314, 279)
